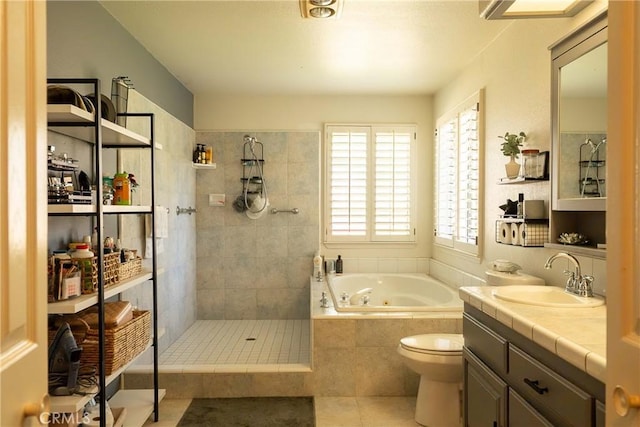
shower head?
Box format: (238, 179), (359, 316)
(584, 138), (598, 154)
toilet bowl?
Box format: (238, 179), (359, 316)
(397, 333), (464, 427)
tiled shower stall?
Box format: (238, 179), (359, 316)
(194, 131), (321, 320)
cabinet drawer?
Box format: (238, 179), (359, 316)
(509, 345), (592, 427)
(463, 313), (508, 375)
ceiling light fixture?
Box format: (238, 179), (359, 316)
(479, 0), (592, 19)
(300, 0), (343, 19)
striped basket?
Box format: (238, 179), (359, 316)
(79, 310), (151, 375)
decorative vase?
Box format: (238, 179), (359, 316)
(505, 156), (521, 179)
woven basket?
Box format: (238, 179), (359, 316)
(69, 252), (121, 294)
(118, 257), (142, 282)
(72, 256), (98, 294)
(79, 310), (151, 375)
(103, 252), (120, 287)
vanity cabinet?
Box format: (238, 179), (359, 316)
(464, 348), (507, 427)
(462, 305), (605, 427)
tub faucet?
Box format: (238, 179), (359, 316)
(350, 288), (373, 305)
(544, 252), (593, 297)
(320, 291), (330, 308)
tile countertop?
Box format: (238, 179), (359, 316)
(458, 286), (606, 383)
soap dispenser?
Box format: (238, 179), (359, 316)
(336, 255), (343, 274)
(313, 252), (324, 280)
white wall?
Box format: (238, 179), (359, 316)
(433, 2), (608, 289)
(194, 95), (433, 261)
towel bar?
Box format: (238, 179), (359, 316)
(270, 207), (299, 214)
(176, 206), (197, 215)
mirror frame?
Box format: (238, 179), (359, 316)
(550, 11), (607, 211)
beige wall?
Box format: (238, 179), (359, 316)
(193, 1), (608, 291)
(194, 95), (433, 262)
(432, 2), (608, 288)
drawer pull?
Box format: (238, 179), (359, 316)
(524, 378), (549, 395)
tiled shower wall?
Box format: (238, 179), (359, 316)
(119, 90), (197, 355)
(195, 131), (320, 320)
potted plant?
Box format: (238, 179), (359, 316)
(500, 131), (526, 178)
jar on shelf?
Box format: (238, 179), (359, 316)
(522, 149), (540, 179)
(113, 172), (131, 205)
(72, 243), (94, 258)
(102, 176), (114, 205)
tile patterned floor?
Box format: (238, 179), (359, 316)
(159, 320), (310, 366)
(144, 397), (421, 427)
(145, 321), (420, 426)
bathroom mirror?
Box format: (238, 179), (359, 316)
(551, 12), (607, 211)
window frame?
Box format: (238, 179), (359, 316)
(434, 90), (484, 257)
(323, 123), (417, 245)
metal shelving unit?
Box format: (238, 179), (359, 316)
(47, 78), (160, 426)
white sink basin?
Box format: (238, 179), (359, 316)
(491, 285), (605, 308)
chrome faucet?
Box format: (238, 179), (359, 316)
(544, 252), (594, 297)
(320, 291), (330, 308)
(349, 287), (373, 305)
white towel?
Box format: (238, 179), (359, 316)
(144, 206), (167, 258)
(155, 206), (169, 238)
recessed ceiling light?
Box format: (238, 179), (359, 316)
(300, 0), (343, 19)
(310, 0), (336, 6)
(309, 6), (335, 18)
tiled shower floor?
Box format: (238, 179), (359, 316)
(159, 320), (310, 369)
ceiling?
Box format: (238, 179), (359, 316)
(100, 0), (513, 97)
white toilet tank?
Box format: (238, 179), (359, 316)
(485, 269), (544, 287)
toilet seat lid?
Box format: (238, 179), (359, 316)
(400, 334), (464, 353)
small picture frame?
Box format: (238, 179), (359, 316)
(524, 151), (549, 179)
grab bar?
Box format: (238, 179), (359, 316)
(270, 207), (299, 215)
(176, 206), (197, 215)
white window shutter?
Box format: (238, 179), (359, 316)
(456, 103), (480, 247)
(325, 124), (416, 244)
(372, 127), (415, 241)
(435, 117), (457, 247)
(326, 126), (369, 241)
(434, 90), (483, 256)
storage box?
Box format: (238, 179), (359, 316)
(523, 200), (546, 219)
(520, 223), (549, 247)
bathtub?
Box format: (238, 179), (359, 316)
(326, 273), (463, 312)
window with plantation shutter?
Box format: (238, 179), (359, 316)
(325, 124), (416, 243)
(434, 90), (484, 256)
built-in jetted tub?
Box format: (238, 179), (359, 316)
(326, 273), (463, 313)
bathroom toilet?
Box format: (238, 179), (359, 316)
(397, 333), (464, 427)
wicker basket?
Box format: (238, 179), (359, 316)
(103, 252), (120, 287)
(118, 257), (142, 282)
(79, 310), (151, 375)
(72, 256), (98, 294)
(69, 252), (121, 294)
